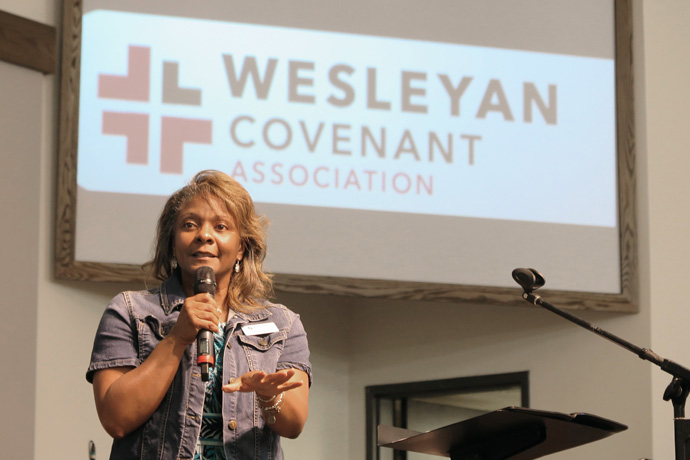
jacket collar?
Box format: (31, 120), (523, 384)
(160, 275), (272, 321)
(229, 307), (272, 325)
(160, 275), (186, 315)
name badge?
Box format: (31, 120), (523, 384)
(242, 322), (279, 336)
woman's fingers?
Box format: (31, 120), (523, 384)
(186, 294), (221, 327)
(222, 371), (265, 392)
(168, 294), (220, 343)
(221, 369), (304, 394)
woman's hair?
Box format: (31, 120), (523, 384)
(147, 170), (273, 312)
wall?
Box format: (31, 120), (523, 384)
(344, 299), (651, 459)
(2, 1), (689, 459)
(0, 59), (42, 460)
(641, 2), (690, 459)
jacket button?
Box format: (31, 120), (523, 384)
(259, 338), (267, 346)
(228, 420), (237, 430)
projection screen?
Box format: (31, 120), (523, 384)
(56, 0), (637, 311)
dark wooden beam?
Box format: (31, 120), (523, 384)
(0, 10), (56, 74)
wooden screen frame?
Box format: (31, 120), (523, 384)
(55, 0), (637, 312)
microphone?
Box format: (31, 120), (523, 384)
(511, 267), (545, 293)
(194, 266), (217, 382)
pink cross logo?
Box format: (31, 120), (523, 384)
(98, 45), (213, 174)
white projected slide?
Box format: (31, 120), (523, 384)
(74, 2), (621, 294)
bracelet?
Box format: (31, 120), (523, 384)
(256, 392), (279, 403)
(259, 391), (284, 411)
(259, 391), (284, 424)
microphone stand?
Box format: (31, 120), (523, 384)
(516, 277), (690, 460)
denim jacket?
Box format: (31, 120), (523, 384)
(86, 275), (312, 460)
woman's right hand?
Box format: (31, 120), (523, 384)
(168, 293), (222, 345)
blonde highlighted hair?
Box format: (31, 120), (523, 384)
(148, 170), (273, 312)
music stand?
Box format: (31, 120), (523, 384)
(378, 406), (627, 460)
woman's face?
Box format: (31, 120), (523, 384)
(173, 194), (244, 293)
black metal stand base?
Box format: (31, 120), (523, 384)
(674, 418), (690, 460)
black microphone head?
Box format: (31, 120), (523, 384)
(193, 266), (216, 297)
(512, 267), (546, 293)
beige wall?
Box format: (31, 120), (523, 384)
(0, 59), (42, 460)
(641, 2), (690, 459)
(2, 1), (690, 459)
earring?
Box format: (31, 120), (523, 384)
(234, 260), (240, 273)
(171, 258), (178, 269)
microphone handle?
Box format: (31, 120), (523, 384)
(193, 267), (217, 382)
(197, 329), (215, 381)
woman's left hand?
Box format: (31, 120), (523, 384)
(222, 368), (310, 438)
(222, 369), (303, 398)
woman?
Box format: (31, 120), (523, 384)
(86, 170), (311, 459)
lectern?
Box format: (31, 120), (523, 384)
(378, 406), (627, 460)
